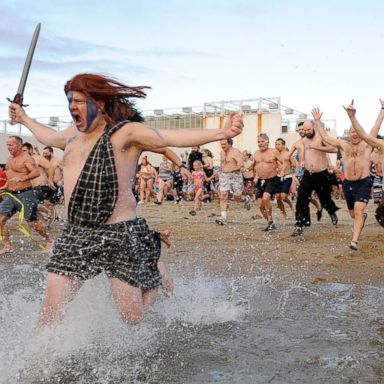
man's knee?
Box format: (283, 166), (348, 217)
(119, 307), (143, 325)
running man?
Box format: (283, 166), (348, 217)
(253, 133), (283, 231)
(312, 103), (384, 249)
(215, 138), (251, 225)
(291, 119), (340, 236)
(9, 73), (243, 327)
(289, 122), (323, 221)
(22, 142), (55, 222)
(275, 138), (296, 219)
(0, 136), (51, 254)
(343, 99), (384, 229)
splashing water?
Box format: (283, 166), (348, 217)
(1, 264), (383, 383)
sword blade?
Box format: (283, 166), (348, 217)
(16, 23), (41, 98)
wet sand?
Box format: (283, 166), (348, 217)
(1, 199), (383, 286)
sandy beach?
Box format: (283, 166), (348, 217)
(1, 199), (383, 287)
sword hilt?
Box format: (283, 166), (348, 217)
(7, 94), (28, 107)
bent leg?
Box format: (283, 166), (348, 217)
(37, 272), (83, 330)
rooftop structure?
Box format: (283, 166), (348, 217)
(0, 97), (337, 164)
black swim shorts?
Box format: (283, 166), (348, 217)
(342, 177), (373, 210)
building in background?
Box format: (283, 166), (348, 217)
(0, 97), (337, 165)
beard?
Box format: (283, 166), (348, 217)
(306, 131), (315, 139)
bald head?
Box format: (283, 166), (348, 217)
(303, 120), (315, 139)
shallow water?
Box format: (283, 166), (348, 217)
(0, 264), (383, 383)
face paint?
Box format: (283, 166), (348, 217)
(85, 99), (99, 132)
(67, 91), (99, 132)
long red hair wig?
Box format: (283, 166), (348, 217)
(64, 73), (150, 124)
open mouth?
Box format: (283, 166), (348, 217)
(71, 113), (83, 126)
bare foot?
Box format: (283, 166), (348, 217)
(0, 245), (14, 255)
(157, 261), (175, 297)
(159, 230), (171, 248)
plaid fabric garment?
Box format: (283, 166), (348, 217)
(68, 121), (127, 226)
(47, 218), (162, 290)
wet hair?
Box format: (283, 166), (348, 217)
(9, 135), (23, 144)
(22, 142), (33, 151)
(275, 138), (285, 145)
(43, 146), (53, 153)
(64, 73), (150, 124)
(257, 133), (269, 142)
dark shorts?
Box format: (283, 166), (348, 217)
(0, 189), (38, 221)
(327, 172), (338, 186)
(256, 176), (282, 199)
(280, 176), (293, 194)
(33, 186), (54, 203)
(47, 217), (162, 290)
(373, 176), (383, 204)
(342, 177), (373, 210)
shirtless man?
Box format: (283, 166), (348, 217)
(313, 102), (384, 249)
(292, 120), (340, 236)
(0, 136), (51, 254)
(342, 100), (384, 229)
(9, 73), (243, 327)
(42, 146), (64, 203)
(22, 142), (55, 222)
(215, 138), (251, 225)
(253, 134), (283, 231)
(289, 122), (322, 220)
(275, 138), (295, 219)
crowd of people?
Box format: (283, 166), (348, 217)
(2, 72), (383, 330)
(0, 140), (64, 254)
(134, 100), (384, 251)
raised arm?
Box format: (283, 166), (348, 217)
(344, 100), (384, 149)
(368, 99), (384, 137)
(126, 113), (243, 150)
(311, 108), (344, 150)
(9, 103), (68, 150)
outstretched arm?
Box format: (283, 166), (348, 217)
(127, 113), (243, 150)
(9, 103), (68, 150)
(344, 100), (384, 150)
(369, 99), (384, 137)
(311, 108), (344, 150)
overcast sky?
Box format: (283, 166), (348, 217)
(1, 0), (384, 134)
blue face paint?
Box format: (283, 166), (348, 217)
(67, 91), (100, 132)
(67, 91), (73, 107)
(85, 99), (99, 132)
